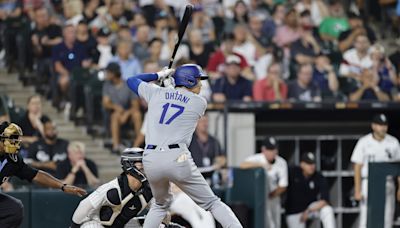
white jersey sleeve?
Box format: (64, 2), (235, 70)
(351, 137), (365, 164)
(277, 158), (288, 188)
(244, 154), (265, 164)
(138, 82), (161, 103)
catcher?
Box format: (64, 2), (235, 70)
(71, 148), (182, 228)
(0, 121), (86, 227)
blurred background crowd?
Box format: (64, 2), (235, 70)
(1, 0), (400, 227)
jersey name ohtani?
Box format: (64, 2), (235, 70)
(165, 91), (190, 104)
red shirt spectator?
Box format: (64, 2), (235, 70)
(253, 63), (288, 101)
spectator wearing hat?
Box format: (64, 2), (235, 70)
(240, 137), (288, 228)
(102, 62), (142, 154)
(212, 55), (252, 102)
(288, 63), (322, 102)
(351, 114), (400, 228)
(27, 118), (69, 175)
(338, 12), (376, 53)
(206, 33), (250, 80)
(253, 62), (288, 101)
(96, 27), (113, 69)
(286, 152), (336, 228)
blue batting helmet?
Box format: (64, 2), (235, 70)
(173, 64), (208, 88)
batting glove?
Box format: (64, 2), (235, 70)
(157, 67), (175, 80)
(162, 77), (175, 88)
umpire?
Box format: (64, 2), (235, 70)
(0, 121), (86, 227)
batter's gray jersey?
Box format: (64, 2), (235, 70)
(138, 83), (207, 146)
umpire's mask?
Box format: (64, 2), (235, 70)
(0, 122), (23, 154)
(121, 147), (147, 182)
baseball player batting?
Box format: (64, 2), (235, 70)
(70, 148), (182, 228)
(126, 64), (242, 228)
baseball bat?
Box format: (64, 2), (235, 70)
(168, 4), (193, 69)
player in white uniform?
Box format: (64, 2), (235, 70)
(70, 148), (182, 228)
(240, 137), (288, 228)
(351, 114), (400, 228)
(126, 64), (242, 228)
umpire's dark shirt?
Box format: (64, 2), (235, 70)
(0, 153), (38, 184)
(285, 166), (329, 215)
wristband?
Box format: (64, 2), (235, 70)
(61, 183), (67, 192)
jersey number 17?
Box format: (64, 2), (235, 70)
(159, 103), (185, 125)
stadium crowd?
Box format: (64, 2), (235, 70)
(1, 0), (400, 227)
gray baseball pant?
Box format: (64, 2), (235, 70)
(142, 146), (242, 228)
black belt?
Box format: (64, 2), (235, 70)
(146, 144), (180, 150)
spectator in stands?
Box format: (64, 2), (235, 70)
(95, 27), (113, 69)
(290, 11), (321, 65)
(188, 29), (215, 68)
(288, 64), (322, 102)
(190, 5), (216, 43)
(28, 118), (68, 175)
(224, 0), (249, 33)
(189, 114), (226, 170)
(90, 0), (129, 33)
(31, 7), (62, 94)
(370, 44), (398, 97)
(206, 33), (249, 80)
(349, 68), (390, 102)
(339, 34), (372, 81)
(212, 55), (253, 102)
(233, 23), (256, 67)
(17, 95), (49, 145)
(262, 3), (286, 45)
(63, 0), (84, 26)
(110, 39), (142, 81)
(2, 0), (28, 77)
(240, 137), (288, 228)
(153, 11), (171, 41)
(148, 38), (168, 66)
(160, 28), (190, 64)
(286, 152), (336, 228)
(52, 24), (90, 109)
(273, 8), (301, 51)
(313, 55), (339, 99)
(318, 0), (349, 41)
(102, 62), (142, 154)
(338, 12), (376, 53)
(75, 21), (98, 63)
(141, 0), (176, 28)
(133, 25), (151, 63)
(82, 0), (99, 24)
(295, 0), (329, 26)
(351, 114), (400, 228)
(248, 13), (269, 48)
(253, 62), (288, 101)
(56, 141), (99, 188)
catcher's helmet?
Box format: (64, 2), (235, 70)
(173, 64), (208, 88)
(0, 122), (23, 154)
(121, 147), (146, 182)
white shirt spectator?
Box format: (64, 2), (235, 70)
(233, 41), (256, 67)
(339, 48), (373, 77)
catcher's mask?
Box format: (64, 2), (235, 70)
(121, 147), (146, 182)
(0, 122), (23, 154)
